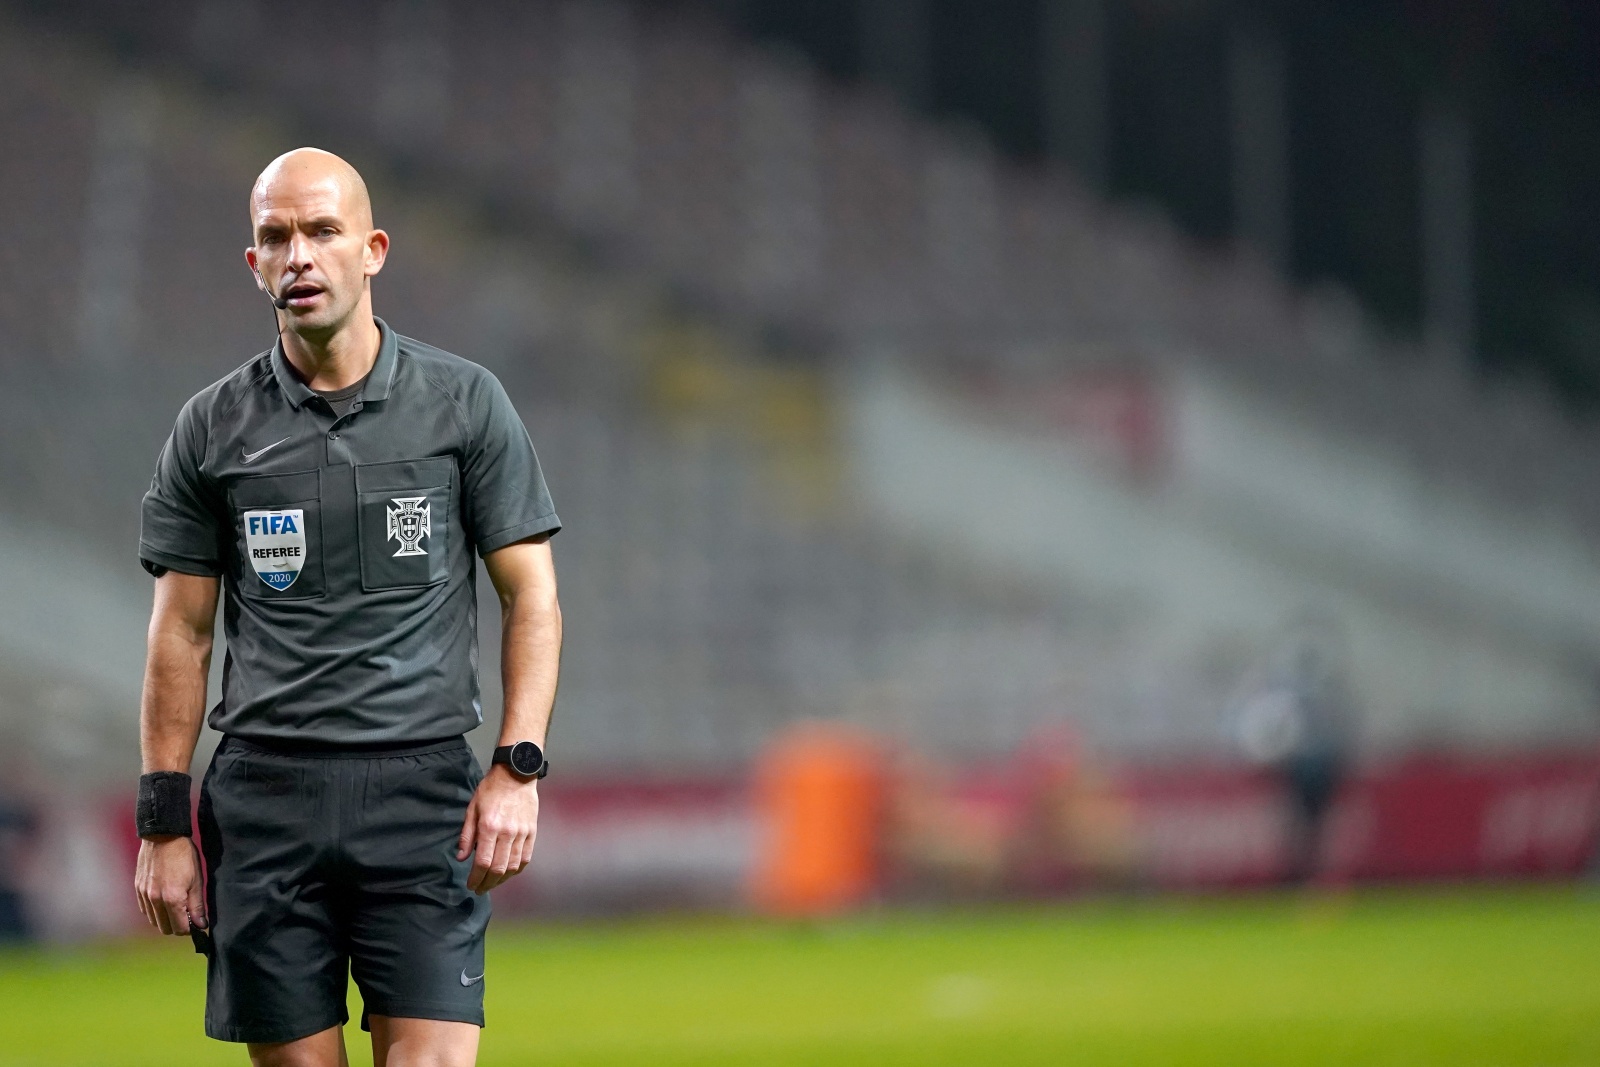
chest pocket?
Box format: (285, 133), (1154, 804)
(229, 470), (325, 601)
(355, 457), (454, 591)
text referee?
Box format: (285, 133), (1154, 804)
(132, 148), (562, 1067)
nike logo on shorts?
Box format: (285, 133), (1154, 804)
(242, 437), (291, 463)
(460, 969), (485, 987)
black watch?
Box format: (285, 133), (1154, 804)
(492, 741), (548, 780)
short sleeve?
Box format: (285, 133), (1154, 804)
(139, 397), (225, 577)
(461, 372), (561, 556)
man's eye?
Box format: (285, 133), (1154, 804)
(261, 234), (283, 246)
(317, 228), (337, 238)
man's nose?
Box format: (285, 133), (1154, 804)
(285, 232), (314, 273)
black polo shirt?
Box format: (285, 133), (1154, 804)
(139, 318), (560, 745)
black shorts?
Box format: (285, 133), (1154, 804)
(197, 735), (491, 1044)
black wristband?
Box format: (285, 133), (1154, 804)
(135, 772), (193, 839)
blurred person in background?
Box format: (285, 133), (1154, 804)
(883, 748), (1015, 899)
(0, 794), (36, 942)
(1236, 614), (1358, 885)
(1009, 725), (1138, 895)
(132, 148), (562, 1067)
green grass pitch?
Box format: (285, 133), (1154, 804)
(1, 886), (1597, 1065)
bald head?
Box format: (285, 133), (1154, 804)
(246, 146), (389, 336)
(250, 147), (372, 229)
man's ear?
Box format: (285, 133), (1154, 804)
(245, 247), (265, 291)
(364, 229), (390, 279)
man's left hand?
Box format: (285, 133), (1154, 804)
(457, 763), (539, 894)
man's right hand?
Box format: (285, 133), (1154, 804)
(134, 836), (206, 936)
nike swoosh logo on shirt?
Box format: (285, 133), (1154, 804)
(242, 437), (291, 463)
(460, 969), (485, 987)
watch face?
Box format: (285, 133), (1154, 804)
(510, 741), (544, 777)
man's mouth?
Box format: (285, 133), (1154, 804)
(283, 284), (324, 305)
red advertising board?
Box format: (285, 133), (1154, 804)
(1338, 752), (1600, 881)
(1122, 751), (1600, 888)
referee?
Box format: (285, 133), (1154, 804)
(132, 148), (562, 1067)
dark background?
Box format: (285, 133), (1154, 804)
(712, 0), (1600, 406)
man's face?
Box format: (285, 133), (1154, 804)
(247, 173), (383, 333)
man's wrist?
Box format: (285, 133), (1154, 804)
(136, 771), (193, 839)
(486, 762), (539, 785)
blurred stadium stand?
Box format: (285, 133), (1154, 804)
(2, 0), (1598, 792)
(0, 5), (1097, 787)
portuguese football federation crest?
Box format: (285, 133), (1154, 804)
(387, 496), (432, 557)
(243, 509), (306, 591)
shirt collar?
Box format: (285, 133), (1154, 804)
(270, 316), (400, 411)
(364, 317), (400, 403)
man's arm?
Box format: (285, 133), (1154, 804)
(133, 571), (219, 936)
(457, 537), (561, 894)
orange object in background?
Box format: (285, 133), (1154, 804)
(750, 722), (886, 916)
